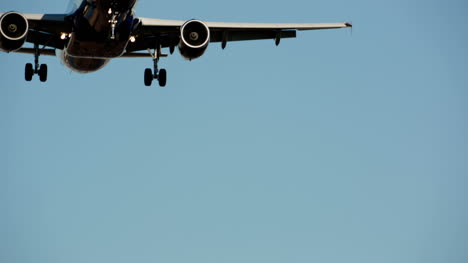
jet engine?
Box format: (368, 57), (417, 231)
(178, 20), (210, 60)
(0, 12), (28, 52)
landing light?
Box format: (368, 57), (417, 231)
(130, 36), (136, 43)
(60, 33), (67, 40)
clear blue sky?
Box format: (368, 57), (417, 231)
(1, 0), (467, 262)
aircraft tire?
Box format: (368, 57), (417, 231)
(25, 63), (33, 81)
(39, 64), (48, 82)
(144, 68), (153, 86)
(158, 69), (167, 87)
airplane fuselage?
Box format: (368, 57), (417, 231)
(61, 0), (138, 72)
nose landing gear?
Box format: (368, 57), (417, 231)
(25, 44), (48, 82)
(144, 46), (168, 87)
(107, 8), (120, 40)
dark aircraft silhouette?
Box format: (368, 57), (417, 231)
(0, 0), (351, 86)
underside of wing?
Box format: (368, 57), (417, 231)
(129, 18), (351, 55)
(138, 18), (352, 32)
(0, 12), (70, 52)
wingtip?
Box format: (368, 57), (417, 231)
(345, 22), (353, 28)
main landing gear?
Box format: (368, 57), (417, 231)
(144, 46), (168, 87)
(25, 44), (48, 82)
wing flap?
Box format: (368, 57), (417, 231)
(15, 47), (56, 56)
(210, 30), (296, 43)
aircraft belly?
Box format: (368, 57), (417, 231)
(65, 35), (128, 58)
(60, 50), (110, 73)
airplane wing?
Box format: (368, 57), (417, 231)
(127, 18), (352, 53)
(0, 12), (70, 55)
(138, 18), (351, 32)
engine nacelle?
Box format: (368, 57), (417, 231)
(178, 20), (210, 60)
(0, 12), (28, 52)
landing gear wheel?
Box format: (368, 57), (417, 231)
(144, 68), (153, 86)
(158, 69), (167, 87)
(25, 63), (33, 81)
(39, 64), (48, 82)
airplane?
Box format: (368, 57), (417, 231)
(0, 0), (352, 87)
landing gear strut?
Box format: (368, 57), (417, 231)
(144, 46), (167, 87)
(25, 43), (48, 82)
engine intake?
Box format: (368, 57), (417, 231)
(178, 20), (210, 60)
(0, 12), (28, 52)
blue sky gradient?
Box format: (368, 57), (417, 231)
(1, 0), (467, 263)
